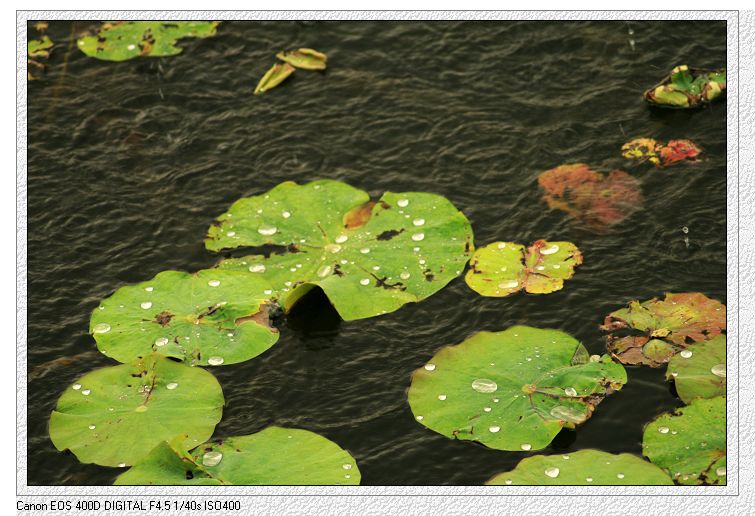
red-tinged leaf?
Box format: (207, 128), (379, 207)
(659, 139), (702, 166)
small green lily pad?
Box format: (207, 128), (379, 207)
(89, 269), (279, 366)
(254, 63), (296, 94)
(644, 65), (726, 108)
(642, 396), (725, 485)
(77, 21), (219, 62)
(486, 449), (673, 485)
(666, 335), (726, 404)
(407, 326), (627, 451)
(115, 427), (360, 485)
(276, 48), (327, 70)
(465, 240), (582, 297)
(28, 35), (53, 58)
(49, 354), (223, 467)
(602, 292), (726, 367)
(208, 180), (474, 321)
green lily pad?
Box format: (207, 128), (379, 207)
(276, 48), (327, 70)
(407, 326), (627, 451)
(115, 427), (360, 485)
(49, 354), (223, 467)
(77, 21), (219, 62)
(465, 240), (582, 297)
(89, 269), (279, 367)
(666, 335), (726, 404)
(642, 396), (726, 485)
(208, 180), (474, 321)
(644, 65), (726, 108)
(28, 35), (53, 58)
(254, 63), (296, 94)
(486, 449), (673, 485)
(602, 292), (726, 367)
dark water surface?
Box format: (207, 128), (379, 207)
(27, 20), (727, 485)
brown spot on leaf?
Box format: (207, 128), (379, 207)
(343, 201), (375, 229)
(377, 228), (404, 241)
(235, 303), (278, 333)
(155, 311), (173, 326)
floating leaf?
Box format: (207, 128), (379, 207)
(658, 139), (702, 166)
(621, 138), (661, 165)
(77, 21), (219, 62)
(538, 163), (643, 230)
(254, 62), (296, 94)
(89, 269), (279, 366)
(644, 65), (726, 108)
(28, 35), (54, 80)
(622, 138), (701, 167)
(602, 292), (726, 367)
(276, 48), (327, 70)
(407, 326), (627, 451)
(666, 335), (726, 404)
(207, 180), (474, 321)
(465, 240), (582, 297)
(115, 427), (360, 485)
(49, 354), (223, 467)
(642, 396), (725, 485)
(486, 449), (673, 485)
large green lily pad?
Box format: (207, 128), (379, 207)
(486, 449), (673, 485)
(49, 354), (223, 467)
(407, 326), (627, 451)
(208, 180), (474, 321)
(77, 21), (219, 61)
(666, 335), (726, 404)
(465, 240), (582, 297)
(642, 396), (726, 485)
(89, 269), (279, 367)
(602, 292), (726, 367)
(644, 65), (726, 108)
(115, 427), (360, 485)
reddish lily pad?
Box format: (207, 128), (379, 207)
(538, 163), (643, 230)
(601, 292), (726, 367)
(622, 138), (701, 167)
(465, 240), (583, 297)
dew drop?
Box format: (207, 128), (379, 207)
(589, 354), (601, 362)
(263, 289), (273, 295)
(497, 242), (506, 249)
(360, 248), (370, 254)
(497, 280), (518, 289)
(166, 382), (178, 390)
(282, 211), (291, 218)
(564, 387), (578, 397)
(416, 415), (424, 421)
(617, 473), (625, 479)
(504, 479), (513, 485)
(536, 266), (545, 271)
(658, 426), (670, 434)
(716, 466), (726, 477)
(397, 199), (409, 207)
(711, 363), (726, 377)
(540, 244), (560, 255)
(544, 467), (560, 478)
(335, 235), (348, 244)
(424, 364), (436, 371)
(93, 323), (111, 334)
(140, 302), (152, 310)
(72, 384), (82, 390)
(249, 264), (266, 273)
(471, 378), (498, 394)
(317, 265), (333, 278)
(118, 463), (126, 468)
(155, 337), (169, 347)
(411, 233), (425, 242)
(586, 477), (593, 482)
(325, 244), (342, 253)
(82, 389), (91, 396)
(226, 231), (236, 237)
(202, 451), (223, 467)
(438, 394), (447, 401)
(342, 464), (352, 470)
(400, 272), (411, 280)
(208, 356), (225, 366)
(127, 44), (136, 50)
(413, 218), (425, 226)
(207, 280), (220, 287)
(144, 287), (154, 292)
(359, 278), (370, 286)
(489, 426), (501, 433)
(258, 225), (277, 236)
(680, 350), (693, 359)
(521, 443), (532, 451)
(89, 424), (96, 430)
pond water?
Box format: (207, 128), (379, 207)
(26, 20), (727, 485)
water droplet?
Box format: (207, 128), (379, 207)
(562, 455), (570, 460)
(504, 479), (513, 485)
(484, 407), (492, 412)
(249, 264), (266, 273)
(141, 302), (152, 310)
(716, 466), (726, 476)
(344, 474), (351, 479)
(617, 473), (625, 479)
(419, 259), (426, 265)
(258, 225), (277, 236)
(489, 426), (501, 433)
(413, 218), (425, 226)
(413, 247), (420, 252)
(342, 464), (352, 470)
(263, 289), (273, 295)
(424, 364), (436, 371)
(207, 280), (220, 287)
(540, 244), (560, 255)
(397, 199), (409, 207)
(282, 211), (291, 218)
(536, 266), (545, 271)
(166, 382), (178, 390)
(553, 264), (561, 269)
(564, 387), (578, 397)
(127, 44), (136, 50)
(493, 398), (499, 403)
(72, 384), (82, 390)
(82, 389), (91, 396)
(317, 265), (333, 278)
(93, 323), (111, 334)
(400, 272), (411, 280)
(711, 363), (726, 377)
(471, 378), (498, 393)
(89, 424), (96, 430)
(118, 463), (126, 467)
(412, 233), (425, 242)
(360, 278), (370, 286)
(335, 235), (348, 244)
(586, 477), (593, 482)
(202, 451), (223, 467)
(544, 467), (560, 478)
(438, 394), (447, 401)
(521, 443), (531, 451)
(155, 337), (169, 347)
(416, 415), (424, 421)
(658, 426), (670, 434)
(325, 244), (342, 253)
(498, 280), (519, 289)
(208, 356), (224, 366)
(680, 350), (693, 359)
(145, 287), (154, 292)
(589, 354), (601, 362)
(360, 248), (370, 254)
(226, 231), (236, 237)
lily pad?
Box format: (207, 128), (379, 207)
(89, 269), (279, 366)
(666, 335), (726, 404)
(622, 138), (701, 167)
(538, 163), (643, 230)
(602, 292), (726, 367)
(77, 21), (219, 62)
(407, 326), (627, 451)
(642, 396), (725, 485)
(254, 63), (296, 94)
(49, 354), (223, 467)
(276, 48), (327, 70)
(28, 35), (54, 80)
(115, 427), (360, 485)
(465, 240), (582, 297)
(644, 65), (726, 108)
(486, 450), (673, 485)
(208, 180), (474, 321)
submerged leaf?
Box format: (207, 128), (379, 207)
(666, 335), (726, 404)
(77, 21), (219, 61)
(276, 48), (327, 70)
(254, 62), (296, 94)
(407, 326), (627, 452)
(207, 180), (474, 321)
(642, 396), (725, 485)
(115, 427), (360, 485)
(49, 354), (223, 467)
(465, 240), (583, 297)
(538, 163), (643, 230)
(486, 449), (673, 485)
(622, 138), (701, 167)
(602, 292), (726, 367)
(89, 269), (279, 366)
(644, 65), (726, 108)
